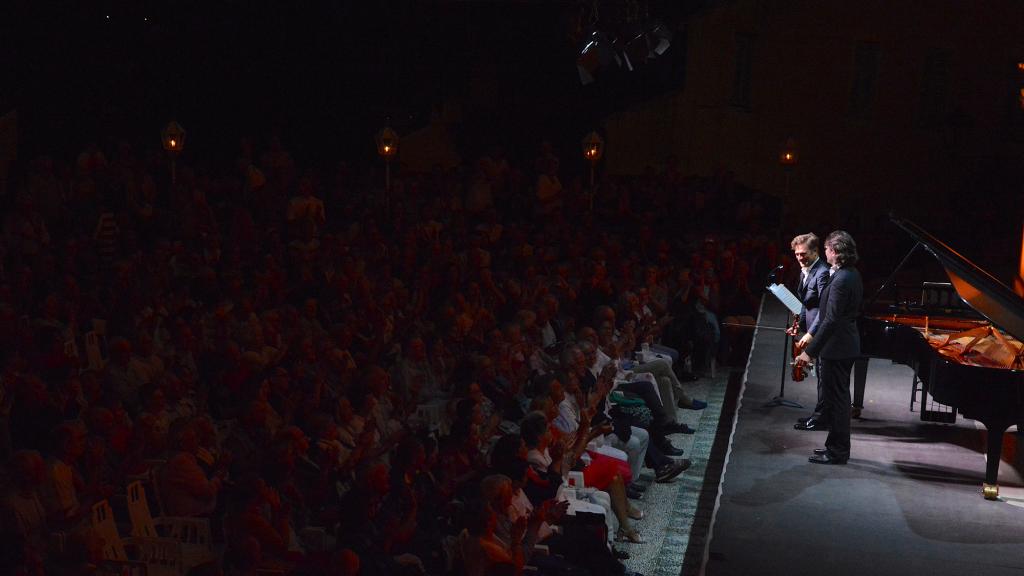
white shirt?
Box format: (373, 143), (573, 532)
(801, 257), (820, 285)
(541, 322), (557, 349)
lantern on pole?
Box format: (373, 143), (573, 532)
(582, 131), (604, 189)
(581, 131), (604, 210)
(161, 121), (186, 184)
(779, 137), (798, 167)
(779, 136), (798, 198)
(376, 126), (399, 201)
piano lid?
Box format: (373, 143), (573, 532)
(891, 217), (1024, 343)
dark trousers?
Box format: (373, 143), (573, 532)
(817, 356), (867, 417)
(811, 369), (826, 420)
(852, 357), (869, 409)
(615, 378), (678, 451)
(615, 380), (670, 427)
(644, 442), (672, 470)
(822, 357), (855, 460)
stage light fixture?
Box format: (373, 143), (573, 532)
(577, 29), (628, 85)
(645, 21), (672, 58)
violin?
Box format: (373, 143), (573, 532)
(789, 316), (810, 382)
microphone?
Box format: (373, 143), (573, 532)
(766, 264), (784, 287)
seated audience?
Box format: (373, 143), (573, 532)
(0, 134), (781, 575)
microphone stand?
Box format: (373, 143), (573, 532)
(762, 265), (804, 409)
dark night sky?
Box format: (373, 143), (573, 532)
(2, 1), (696, 168)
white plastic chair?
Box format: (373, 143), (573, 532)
(94, 560), (148, 576)
(85, 330), (105, 370)
(91, 499), (183, 576)
(126, 480), (216, 571)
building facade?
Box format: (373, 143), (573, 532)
(605, 0), (1024, 230)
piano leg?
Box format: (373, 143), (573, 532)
(982, 419), (1012, 500)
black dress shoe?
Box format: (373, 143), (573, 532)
(686, 399), (708, 410)
(809, 453), (847, 465)
(813, 448), (828, 456)
(794, 418), (828, 431)
(655, 458), (691, 482)
(851, 406), (863, 419)
(662, 422), (696, 435)
(658, 442), (685, 456)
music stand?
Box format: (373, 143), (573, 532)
(763, 266), (804, 409)
(763, 324), (804, 408)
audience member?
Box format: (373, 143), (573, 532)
(0, 134), (783, 575)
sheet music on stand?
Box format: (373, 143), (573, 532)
(767, 283), (803, 315)
(763, 283), (807, 409)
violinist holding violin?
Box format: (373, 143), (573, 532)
(788, 233), (831, 432)
(795, 231), (863, 465)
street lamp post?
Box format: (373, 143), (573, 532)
(582, 131), (604, 209)
(162, 121), (186, 184)
(376, 126), (399, 209)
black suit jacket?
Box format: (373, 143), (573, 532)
(797, 258), (830, 333)
(805, 266), (862, 360)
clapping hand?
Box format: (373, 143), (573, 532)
(548, 436), (566, 462)
(600, 363), (617, 380)
(511, 516), (528, 543)
(579, 407), (593, 431)
(539, 498), (570, 525)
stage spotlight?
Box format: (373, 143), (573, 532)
(617, 23), (647, 72)
(577, 30), (622, 85)
(617, 19), (672, 72)
(645, 21), (672, 58)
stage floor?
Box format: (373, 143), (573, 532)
(702, 297), (1024, 576)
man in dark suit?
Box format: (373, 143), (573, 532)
(790, 233), (832, 431)
(796, 230), (863, 464)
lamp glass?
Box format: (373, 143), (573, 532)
(780, 137), (798, 166)
(162, 121), (186, 152)
(376, 127), (399, 158)
(582, 131), (604, 162)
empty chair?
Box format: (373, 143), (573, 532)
(126, 480), (217, 570)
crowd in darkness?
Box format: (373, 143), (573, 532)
(0, 133), (791, 576)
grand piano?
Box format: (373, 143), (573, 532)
(860, 217), (1024, 500)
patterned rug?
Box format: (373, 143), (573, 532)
(621, 365), (737, 576)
